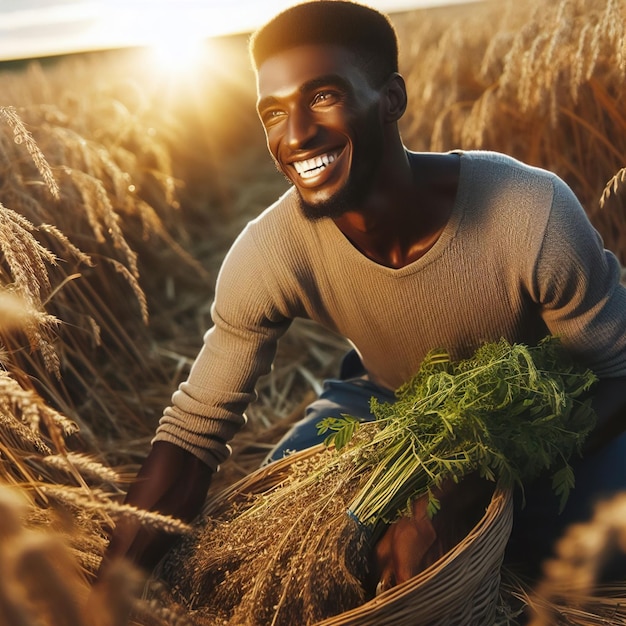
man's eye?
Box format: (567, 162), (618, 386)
(312, 91), (339, 106)
(263, 110), (285, 125)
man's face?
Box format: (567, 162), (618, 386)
(256, 44), (385, 219)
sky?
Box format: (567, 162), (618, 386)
(0, 0), (480, 62)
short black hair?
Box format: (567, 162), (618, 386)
(249, 1), (399, 87)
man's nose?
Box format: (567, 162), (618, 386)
(286, 107), (316, 149)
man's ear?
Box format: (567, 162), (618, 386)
(383, 73), (408, 122)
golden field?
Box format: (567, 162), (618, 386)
(0, 0), (624, 624)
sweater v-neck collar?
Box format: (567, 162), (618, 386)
(319, 151), (469, 277)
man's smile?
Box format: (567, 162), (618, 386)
(292, 150), (342, 180)
(291, 149), (342, 187)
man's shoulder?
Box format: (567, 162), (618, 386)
(458, 150), (568, 213)
(229, 188), (300, 249)
(226, 186), (318, 265)
(459, 150), (561, 187)
(250, 187), (301, 229)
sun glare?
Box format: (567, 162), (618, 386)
(149, 36), (207, 75)
(140, 9), (212, 78)
(86, 3), (224, 78)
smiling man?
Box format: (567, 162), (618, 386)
(102, 0), (626, 590)
(256, 43), (388, 220)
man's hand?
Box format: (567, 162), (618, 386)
(370, 472), (494, 594)
(99, 441), (212, 578)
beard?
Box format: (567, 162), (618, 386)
(301, 142), (384, 221)
(297, 169), (373, 221)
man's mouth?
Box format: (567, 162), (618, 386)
(292, 151), (340, 179)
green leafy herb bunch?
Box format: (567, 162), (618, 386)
(319, 336), (598, 537)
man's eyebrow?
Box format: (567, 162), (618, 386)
(257, 74), (351, 112)
(301, 74), (352, 94)
(257, 95), (279, 113)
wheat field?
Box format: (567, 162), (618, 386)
(0, 0), (624, 624)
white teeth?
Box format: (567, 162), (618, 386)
(293, 152), (337, 178)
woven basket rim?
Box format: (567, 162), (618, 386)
(314, 486), (513, 624)
(202, 444), (335, 516)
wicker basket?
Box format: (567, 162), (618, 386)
(203, 445), (514, 626)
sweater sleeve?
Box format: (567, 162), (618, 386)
(153, 226), (292, 471)
(530, 174), (626, 377)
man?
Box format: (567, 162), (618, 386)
(103, 0), (626, 586)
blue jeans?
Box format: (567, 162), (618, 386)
(506, 429), (626, 578)
(263, 375), (396, 465)
(264, 351), (626, 578)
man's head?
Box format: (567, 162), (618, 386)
(251, 1), (406, 220)
(249, 1), (399, 89)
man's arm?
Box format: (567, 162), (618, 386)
(99, 441), (213, 576)
(370, 374), (626, 591)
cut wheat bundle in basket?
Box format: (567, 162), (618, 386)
(159, 336), (597, 626)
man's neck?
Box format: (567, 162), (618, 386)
(333, 151), (460, 269)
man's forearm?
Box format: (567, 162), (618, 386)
(101, 441), (213, 575)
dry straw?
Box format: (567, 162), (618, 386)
(0, 95), (209, 449)
(397, 0), (626, 262)
(524, 492), (626, 625)
(0, 485), (175, 626)
(0, 106), (60, 200)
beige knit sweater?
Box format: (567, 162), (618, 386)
(155, 151), (626, 470)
